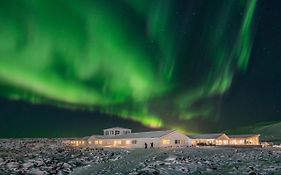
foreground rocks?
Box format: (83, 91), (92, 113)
(70, 147), (281, 175)
(1, 139), (281, 175)
(127, 147), (281, 175)
(0, 139), (129, 175)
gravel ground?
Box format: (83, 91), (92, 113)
(0, 139), (129, 175)
(72, 147), (281, 175)
(0, 139), (280, 175)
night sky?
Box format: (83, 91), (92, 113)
(0, 0), (280, 137)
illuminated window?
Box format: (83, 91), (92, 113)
(132, 140), (137, 144)
(98, 140), (103, 144)
(88, 141), (92, 144)
(126, 140), (131, 144)
(162, 139), (170, 145)
(95, 140), (98, 144)
(113, 140), (121, 145)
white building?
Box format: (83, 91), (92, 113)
(189, 133), (260, 146)
(87, 127), (192, 148)
(189, 133), (230, 146)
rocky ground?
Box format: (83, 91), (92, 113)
(72, 147), (281, 175)
(0, 139), (280, 175)
(0, 139), (129, 175)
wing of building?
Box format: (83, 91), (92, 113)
(189, 133), (229, 146)
(87, 128), (192, 148)
(189, 133), (260, 146)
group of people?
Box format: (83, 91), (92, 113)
(144, 142), (154, 149)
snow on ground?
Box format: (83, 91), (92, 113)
(71, 147), (281, 175)
(0, 139), (280, 175)
(0, 139), (129, 175)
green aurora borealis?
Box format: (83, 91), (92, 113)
(0, 0), (259, 132)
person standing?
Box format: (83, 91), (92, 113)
(150, 142), (154, 148)
(144, 142), (147, 149)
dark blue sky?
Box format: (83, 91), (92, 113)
(0, 0), (280, 137)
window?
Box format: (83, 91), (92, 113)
(98, 140), (103, 144)
(113, 140), (121, 145)
(126, 140), (131, 144)
(111, 131), (114, 135)
(94, 140), (98, 144)
(175, 140), (180, 144)
(162, 139), (170, 145)
(88, 141), (92, 144)
(115, 130), (120, 135)
(105, 131), (109, 135)
(132, 140), (137, 144)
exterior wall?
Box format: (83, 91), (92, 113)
(88, 138), (160, 148)
(246, 136), (259, 145)
(192, 139), (216, 146)
(215, 134), (230, 145)
(159, 132), (192, 147)
(87, 131), (191, 148)
(63, 140), (87, 147)
(229, 136), (260, 145)
(130, 138), (160, 148)
(191, 135), (260, 146)
(229, 138), (245, 145)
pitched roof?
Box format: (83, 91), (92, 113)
(189, 133), (225, 139)
(103, 127), (131, 130)
(228, 134), (260, 138)
(89, 130), (176, 140)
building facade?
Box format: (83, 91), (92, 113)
(190, 133), (260, 146)
(88, 129), (192, 148)
(63, 127), (260, 148)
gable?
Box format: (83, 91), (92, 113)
(217, 134), (230, 140)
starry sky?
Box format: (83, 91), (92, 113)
(0, 0), (280, 137)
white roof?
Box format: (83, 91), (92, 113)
(228, 134), (260, 138)
(89, 130), (176, 140)
(189, 133), (226, 139)
(103, 127), (131, 131)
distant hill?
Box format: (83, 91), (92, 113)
(225, 121), (281, 143)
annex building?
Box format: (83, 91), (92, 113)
(189, 133), (260, 146)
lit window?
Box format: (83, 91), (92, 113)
(162, 139), (170, 145)
(98, 140), (103, 144)
(132, 140), (137, 144)
(126, 140), (131, 144)
(113, 140), (121, 145)
(88, 141), (92, 144)
(95, 140), (98, 144)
